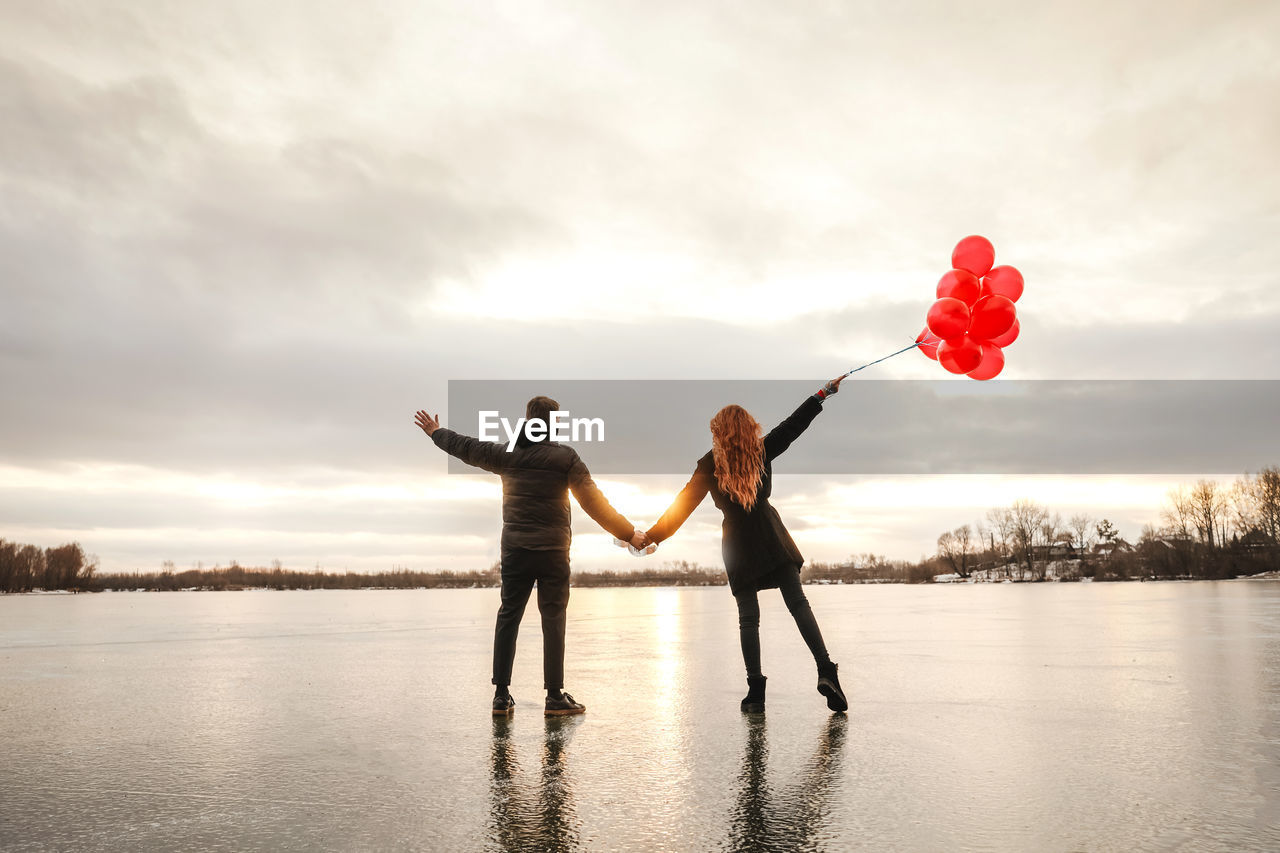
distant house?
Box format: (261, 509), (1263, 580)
(1239, 529), (1277, 550)
(1091, 539), (1133, 560)
(1032, 543), (1072, 560)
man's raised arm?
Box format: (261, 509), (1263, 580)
(415, 410), (509, 475)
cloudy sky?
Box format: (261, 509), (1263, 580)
(2, 0), (1278, 573)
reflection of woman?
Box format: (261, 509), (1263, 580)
(488, 716), (582, 853)
(644, 379), (849, 713)
(729, 715), (848, 853)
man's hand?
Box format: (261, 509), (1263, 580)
(631, 529), (657, 557)
(614, 533), (657, 556)
(414, 411), (441, 437)
(823, 375), (845, 396)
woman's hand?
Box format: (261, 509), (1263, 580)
(822, 375), (844, 397)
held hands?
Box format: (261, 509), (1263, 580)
(414, 411), (441, 436)
(615, 529), (658, 557)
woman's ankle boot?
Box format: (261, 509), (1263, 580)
(817, 661), (848, 712)
(741, 675), (767, 713)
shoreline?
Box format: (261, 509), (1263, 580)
(8, 573), (1278, 595)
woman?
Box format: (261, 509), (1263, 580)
(644, 377), (849, 713)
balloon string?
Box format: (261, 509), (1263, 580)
(842, 340), (923, 377)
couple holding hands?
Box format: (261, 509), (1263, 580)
(414, 377), (849, 718)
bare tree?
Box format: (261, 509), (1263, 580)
(1188, 479), (1228, 550)
(954, 525), (973, 576)
(44, 543), (86, 590)
(1228, 478), (1259, 543)
(1247, 467), (1280, 544)
(1038, 512), (1065, 580)
(15, 545), (44, 592)
(1068, 514), (1095, 555)
(937, 530), (959, 576)
(974, 521), (990, 559)
(1161, 485), (1193, 541)
(937, 525), (975, 578)
(986, 507), (1015, 575)
(1009, 499), (1049, 579)
(0, 540), (15, 593)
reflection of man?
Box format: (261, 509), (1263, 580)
(489, 717), (583, 852)
(730, 716), (847, 852)
(416, 396), (644, 716)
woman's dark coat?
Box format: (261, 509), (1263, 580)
(645, 394), (825, 595)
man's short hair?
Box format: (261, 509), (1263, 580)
(525, 395), (560, 428)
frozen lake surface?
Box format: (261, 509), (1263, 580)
(2, 582), (1279, 851)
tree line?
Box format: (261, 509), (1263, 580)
(927, 467), (1280, 582)
(801, 553), (936, 584)
(4, 466), (1277, 592)
(95, 562), (502, 591)
(0, 540), (97, 593)
(0, 552), (733, 592)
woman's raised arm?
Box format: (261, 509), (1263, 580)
(763, 376), (843, 461)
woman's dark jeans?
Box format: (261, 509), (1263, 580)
(734, 570), (831, 679)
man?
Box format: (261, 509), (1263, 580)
(415, 396), (645, 716)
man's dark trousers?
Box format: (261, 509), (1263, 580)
(492, 548), (571, 691)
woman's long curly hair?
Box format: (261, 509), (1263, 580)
(710, 405), (765, 510)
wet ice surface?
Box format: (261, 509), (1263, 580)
(2, 583), (1279, 852)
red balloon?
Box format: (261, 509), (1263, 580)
(926, 297), (970, 341)
(916, 327), (940, 360)
(966, 343), (1005, 380)
(937, 336), (983, 374)
(936, 269), (981, 306)
(989, 317), (1020, 348)
(982, 265), (1024, 302)
(969, 295), (1016, 339)
(952, 235), (995, 277)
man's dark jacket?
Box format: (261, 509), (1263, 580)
(431, 428), (635, 553)
(645, 394), (825, 595)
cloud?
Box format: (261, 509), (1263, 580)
(2, 0), (1278, 570)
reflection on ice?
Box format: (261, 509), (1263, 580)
(728, 715), (848, 853)
(488, 716), (583, 853)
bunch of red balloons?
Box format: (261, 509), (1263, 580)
(916, 236), (1022, 380)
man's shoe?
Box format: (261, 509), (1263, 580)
(492, 693), (515, 716)
(741, 675), (767, 714)
(817, 661), (848, 712)
(544, 692), (586, 716)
